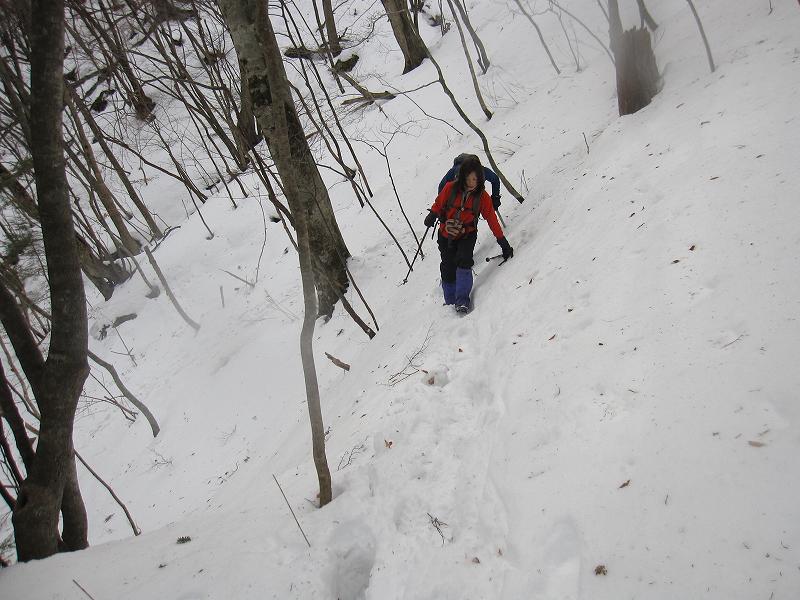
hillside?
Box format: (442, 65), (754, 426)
(2, 1), (799, 598)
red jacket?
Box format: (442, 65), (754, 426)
(431, 181), (504, 239)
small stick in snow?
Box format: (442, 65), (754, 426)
(219, 285), (225, 308)
(273, 474), (311, 548)
(324, 352), (350, 371)
(583, 132), (590, 154)
(427, 512), (449, 546)
(72, 579), (98, 600)
(219, 268), (255, 288)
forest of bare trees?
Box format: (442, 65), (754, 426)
(0, 0), (712, 563)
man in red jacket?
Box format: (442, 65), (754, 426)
(424, 156), (513, 312)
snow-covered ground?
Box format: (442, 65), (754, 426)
(3, 1), (800, 598)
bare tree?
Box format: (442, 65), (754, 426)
(380, 0), (428, 73)
(218, 0), (342, 504)
(3, 0), (90, 561)
(685, 0), (715, 73)
(319, 0), (342, 57)
(608, 0), (660, 116)
(451, 0), (489, 73)
(512, 0), (560, 75)
(447, 0), (491, 120)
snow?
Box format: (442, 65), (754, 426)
(3, 1), (800, 598)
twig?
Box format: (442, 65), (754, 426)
(219, 285), (225, 308)
(88, 351), (160, 437)
(324, 352), (350, 371)
(388, 325), (433, 385)
(273, 474), (311, 547)
(427, 512), (449, 545)
(583, 132), (590, 154)
(75, 451), (141, 536)
(721, 334), (743, 349)
(219, 268), (255, 288)
(72, 579), (97, 600)
(144, 247), (201, 331)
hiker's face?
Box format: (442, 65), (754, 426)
(465, 172), (478, 191)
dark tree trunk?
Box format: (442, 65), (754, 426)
(218, 0), (349, 318)
(235, 57), (261, 152)
(608, 0), (659, 116)
(5, 0), (91, 562)
(380, 0), (428, 73)
(219, 0), (335, 506)
(320, 0), (342, 57)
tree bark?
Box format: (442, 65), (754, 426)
(452, 0), (489, 73)
(320, 0), (342, 57)
(218, 0), (334, 506)
(380, 0), (428, 73)
(219, 0), (349, 318)
(7, 0), (90, 561)
(608, 0), (660, 116)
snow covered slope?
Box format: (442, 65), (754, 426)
(3, 1), (799, 598)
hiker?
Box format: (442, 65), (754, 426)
(439, 153), (502, 210)
(424, 155), (513, 313)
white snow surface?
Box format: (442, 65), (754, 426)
(3, 1), (800, 598)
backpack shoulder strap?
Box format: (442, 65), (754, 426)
(471, 191), (482, 222)
(444, 184), (459, 215)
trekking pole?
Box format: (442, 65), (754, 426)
(402, 226), (431, 285)
(496, 209), (507, 228)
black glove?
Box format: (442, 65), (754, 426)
(497, 236), (513, 260)
(424, 210), (438, 228)
(491, 194), (501, 210)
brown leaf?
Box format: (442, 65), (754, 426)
(427, 376), (435, 385)
(595, 564), (607, 576)
(671, 259), (680, 264)
(549, 334), (556, 341)
(472, 557), (481, 564)
(710, 176), (719, 180)
(384, 439), (393, 449)
(748, 440), (766, 447)
(619, 479), (631, 489)
(458, 348), (463, 353)
(689, 244), (696, 251)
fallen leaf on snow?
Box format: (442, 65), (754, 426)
(549, 334), (556, 341)
(619, 479), (631, 489)
(671, 259), (680, 264)
(384, 439), (393, 449)
(689, 244), (696, 251)
(748, 440), (766, 447)
(595, 564), (607, 576)
(472, 557), (481, 564)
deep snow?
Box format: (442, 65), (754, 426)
(2, 1), (800, 598)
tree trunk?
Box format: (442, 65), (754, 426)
(76, 235), (131, 300)
(218, 0), (334, 506)
(320, 0), (342, 57)
(380, 0), (428, 73)
(608, 0), (660, 116)
(65, 95), (142, 254)
(452, 0), (489, 73)
(68, 87), (163, 239)
(236, 58), (261, 152)
(7, 0), (90, 561)
(219, 0), (349, 318)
